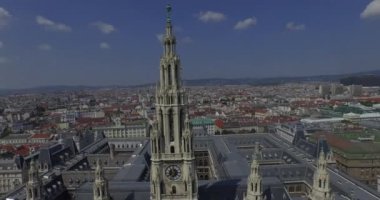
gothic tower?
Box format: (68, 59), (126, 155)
(309, 150), (333, 200)
(93, 160), (110, 200)
(26, 160), (43, 200)
(244, 153), (262, 200)
(150, 4), (198, 200)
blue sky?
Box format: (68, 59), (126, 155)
(0, 0), (380, 89)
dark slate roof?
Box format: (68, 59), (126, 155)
(112, 141), (150, 182)
(75, 178), (291, 200)
(75, 181), (150, 200)
(5, 175), (70, 200)
(296, 139), (316, 157)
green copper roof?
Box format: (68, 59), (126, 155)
(333, 143), (380, 159)
(191, 117), (214, 126)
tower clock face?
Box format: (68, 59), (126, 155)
(165, 165), (181, 180)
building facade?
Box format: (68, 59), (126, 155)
(191, 117), (215, 135)
(93, 119), (148, 139)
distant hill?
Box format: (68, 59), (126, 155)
(0, 85), (103, 96)
(1, 69), (379, 95)
(340, 75), (380, 86)
(184, 70), (380, 86)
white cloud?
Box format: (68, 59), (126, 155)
(91, 21), (116, 34)
(0, 56), (8, 64)
(286, 22), (305, 31)
(0, 41), (3, 48)
(156, 33), (164, 43)
(234, 17), (257, 30)
(361, 0), (380, 19)
(0, 7), (11, 29)
(36, 16), (72, 32)
(38, 44), (52, 51)
(100, 42), (110, 49)
(197, 11), (226, 23)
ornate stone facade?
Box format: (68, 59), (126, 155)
(244, 154), (262, 200)
(150, 5), (198, 200)
(26, 160), (43, 200)
(309, 150), (333, 200)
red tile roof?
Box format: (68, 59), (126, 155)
(30, 133), (52, 139)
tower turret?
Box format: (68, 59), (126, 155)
(244, 153), (262, 200)
(26, 160), (43, 200)
(309, 149), (333, 200)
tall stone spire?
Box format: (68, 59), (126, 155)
(150, 4), (198, 200)
(309, 149), (333, 200)
(26, 160), (43, 200)
(163, 4), (176, 58)
(244, 153), (262, 200)
(93, 160), (110, 200)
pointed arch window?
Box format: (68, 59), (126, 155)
(160, 182), (165, 194)
(168, 65), (172, 86)
(179, 109), (184, 131)
(172, 186), (177, 194)
(192, 180), (196, 193)
(169, 109), (174, 142)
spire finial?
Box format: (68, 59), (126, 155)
(166, 4), (172, 22)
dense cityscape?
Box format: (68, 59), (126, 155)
(1, 1), (380, 200)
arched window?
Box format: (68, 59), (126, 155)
(168, 65), (172, 86)
(172, 186), (176, 194)
(179, 109), (184, 131)
(192, 180), (196, 193)
(159, 109), (163, 132)
(170, 146), (175, 153)
(160, 182), (165, 194)
(169, 109), (174, 142)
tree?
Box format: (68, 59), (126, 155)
(1, 126), (12, 138)
(35, 105), (46, 117)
